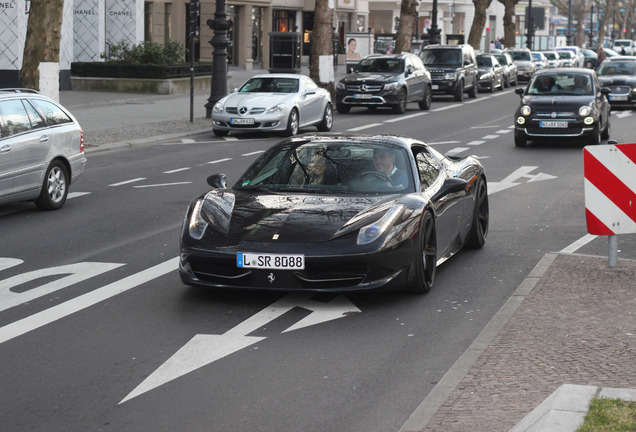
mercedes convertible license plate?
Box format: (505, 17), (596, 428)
(540, 121), (568, 128)
(353, 93), (373, 99)
(237, 253), (305, 270)
(230, 118), (255, 125)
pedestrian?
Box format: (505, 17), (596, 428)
(620, 45), (626, 55)
(495, 39), (502, 49)
(596, 46), (607, 68)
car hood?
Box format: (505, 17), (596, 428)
(478, 67), (493, 74)
(521, 94), (595, 110)
(340, 72), (401, 83)
(221, 92), (290, 108)
(200, 189), (401, 242)
(599, 75), (636, 85)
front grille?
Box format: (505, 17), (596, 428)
(430, 73), (444, 80)
(526, 127), (583, 136)
(609, 86), (631, 95)
(345, 84), (383, 93)
(224, 107), (266, 115)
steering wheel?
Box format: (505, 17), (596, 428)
(357, 171), (394, 185)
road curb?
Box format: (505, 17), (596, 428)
(84, 128), (212, 154)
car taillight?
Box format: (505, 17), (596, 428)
(80, 129), (84, 152)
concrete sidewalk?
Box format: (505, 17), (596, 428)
(58, 66), (636, 432)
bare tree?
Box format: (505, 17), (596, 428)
(310, 0), (335, 97)
(394, 0), (418, 53)
(498, 0), (520, 48)
(468, 0), (494, 48)
(20, 0), (65, 89)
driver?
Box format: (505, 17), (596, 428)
(372, 148), (408, 188)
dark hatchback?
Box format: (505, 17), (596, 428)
(597, 60), (636, 106)
(335, 53), (432, 114)
(513, 68), (611, 146)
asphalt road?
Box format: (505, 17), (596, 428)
(1, 87), (635, 432)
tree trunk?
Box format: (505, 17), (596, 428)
(468, 0), (493, 48)
(310, 0), (334, 97)
(394, 0), (417, 53)
(575, 2), (586, 47)
(499, 0), (519, 48)
(21, 0), (65, 90)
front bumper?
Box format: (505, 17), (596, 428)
(516, 69), (534, 80)
(429, 79), (459, 95)
(211, 111), (289, 132)
(606, 86), (636, 105)
(335, 87), (402, 107)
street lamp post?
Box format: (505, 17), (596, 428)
(428, 0), (441, 44)
(526, 0), (533, 50)
(204, 0), (233, 118)
(567, 0), (572, 45)
(589, 4), (594, 47)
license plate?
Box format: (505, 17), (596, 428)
(230, 118), (255, 125)
(610, 95), (628, 101)
(237, 253), (305, 270)
(540, 121), (568, 128)
(432, 85), (439, 90)
(353, 93), (373, 99)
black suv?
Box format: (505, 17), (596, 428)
(419, 44), (479, 101)
(335, 53), (432, 114)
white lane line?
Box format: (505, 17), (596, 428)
(207, 158), (232, 164)
(68, 192), (90, 199)
(223, 136), (239, 141)
(164, 167), (191, 174)
(560, 234), (597, 254)
(0, 257), (179, 345)
(464, 99), (480, 104)
(384, 112), (428, 123)
(109, 178), (146, 187)
(347, 123), (384, 131)
(133, 182), (192, 188)
(481, 135), (499, 139)
(242, 150), (265, 156)
(496, 129), (512, 134)
(432, 105), (460, 112)
(446, 147), (469, 155)
(181, 139), (195, 143)
(467, 140), (485, 146)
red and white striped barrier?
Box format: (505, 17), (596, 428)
(584, 143), (636, 235)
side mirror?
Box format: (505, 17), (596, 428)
(600, 87), (611, 95)
(207, 173), (227, 189)
(515, 87), (525, 96)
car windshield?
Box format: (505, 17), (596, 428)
(493, 55), (507, 64)
(509, 51), (531, 61)
(239, 77), (299, 93)
(598, 62), (636, 76)
(532, 53), (542, 61)
(557, 51), (574, 59)
(614, 41), (631, 47)
(477, 57), (494, 67)
(543, 52), (557, 60)
(355, 58), (405, 73)
(420, 50), (462, 66)
(528, 73), (594, 95)
(235, 140), (415, 194)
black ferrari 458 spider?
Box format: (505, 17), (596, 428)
(179, 134), (488, 293)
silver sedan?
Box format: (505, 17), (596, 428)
(211, 74), (333, 137)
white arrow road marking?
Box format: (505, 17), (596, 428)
(120, 292), (360, 404)
(488, 166), (557, 195)
(68, 192), (91, 199)
(614, 110), (633, 119)
(0, 258), (23, 272)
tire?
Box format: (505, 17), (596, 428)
(488, 78), (495, 93)
(503, 75), (510, 88)
(317, 103), (333, 132)
(453, 80), (464, 102)
(213, 129), (228, 137)
(514, 133), (527, 147)
(392, 88), (408, 114)
(336, 103), (350, 114)
(589, 124), (601, 145)
(418, 85), (432, 110)
(468, 79), (477, 98)
(283, 108), (299, 137)
(601, 115), (611, 140)
(410, 211), (436, 293)
(35, 160), (69, 211)
(511, 75), (517, 86)
(466, 177), (489, 249)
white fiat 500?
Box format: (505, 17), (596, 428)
(211, 74), (333, 137)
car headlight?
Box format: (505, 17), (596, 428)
(267, 103), (286, 114)
(384, 82), (399, 91)
(520, 105), (531, 116)
(337, 81), (346, 90)
(213, 102), (224, 114)
(584, 117), (594, 125)
(516, 117), (526, 125)
(444, 72), (457, 80)
(579, 106), (592, 116)
(480, 73), (492, 80)
(357, 205), (405, 245)
(188, 199), (208, 240)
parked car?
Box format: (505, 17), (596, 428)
(608, 55), (636, 61)
(476, 54), (504, 92)
(212, 74), (332, 137)
(555, 46), (585, 67)
(419, 44), (479, 101)
(513, 68), (611, 146)
(507, 48), (536, 81)
(335, 53), (432, 114)
(493, 52), (518, 87)
(597, 60), (636, 106)
(0, 89), (86, 210)
(531, 52), (548, 70)
(556, 50), (576, 67)
(612, 39), (636, 55)
(580, 48), (598, 68)
(179, 133), (488, 293)
(542, 51), (562, 68)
